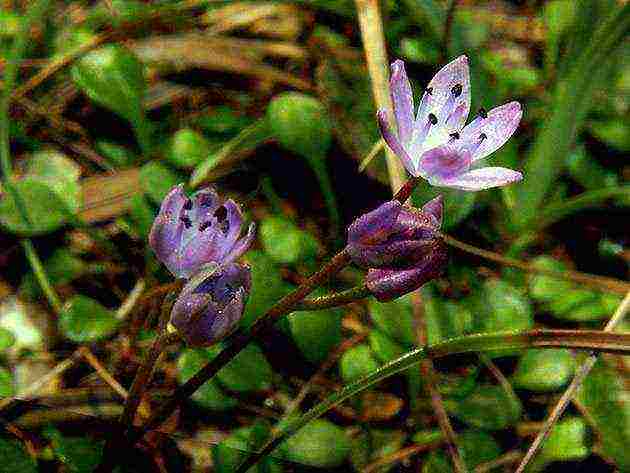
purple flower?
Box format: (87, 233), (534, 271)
(378, 56), (523, 191)
(149, 184), (255, 279)
(347, 196), (447, 301)
(170, 262), (251, 346)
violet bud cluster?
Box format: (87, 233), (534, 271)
(347, 196), (447, 301)
(149, 185), (255, 347)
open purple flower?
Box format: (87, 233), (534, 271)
(149, 184), (255, 279)
(378, 56), (523, 191)
(170, 262), (251, 346)
(347, 196), (447, 301)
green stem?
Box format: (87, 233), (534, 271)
(306, 154), (341, 239)
(21, 240), (63, 314)
(237, 329), (630, 472)
(294, 284), (370, 311)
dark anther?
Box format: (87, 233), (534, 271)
(219, 220), (230, 235)
(180, 215), (192, 229)
(198, 194), (214, 207)
(428, 113), (438, 125)
(478, 107), (488, 119)
(199, 221), (212, 232)
(449, 132), (460, 140)
(424, 87), (433, 95)
(183, 199), (193, 211)
(451, 84), (463, 97)
(479, 133), (487, 141)
(214, 205), (227, 222)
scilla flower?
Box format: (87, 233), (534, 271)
(378, 56), (523, 191)
(169, 262), (251, 346)
(150, 184), (255, 346)
(347, 196), (447, 301)
(149, 184), (255, 279)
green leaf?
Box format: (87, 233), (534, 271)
(577, 359), (630, 470)
(139, 161), (179, 205)
(0, 177), (69, 235)
(259, 216), (318, 265)
(566, 146), (618, 190)
(289, 308), (342, 364)
(59, 295), (118, 342)
(46, 428), (104, 473)
(422, 431), (500, 472)
(512, 349), (575, 392)
(369, 294), (415, 346)
(280, 419), (350, 468)
(340, 344), (380, 384)
(72, 44), (150, 152)
(20, 249), (86, 300)
(0, 438), (37, 473)
(369, 330), (405, 363)
(589, 119), (630, 151)
(529, 417), (590, 471)
(26, 149), (81, 212)
(0, 367), (14, 398)
(448, 384), (522, 431)
(402, 0), (445, 41)
(514, 3), (630, 229)
(165, 128), (211, 169)
(213, 424), (283, 473)
(241, 251), (292, 329)
(267, 93), (332, 160)
(349, 429), (406, 472)
(195, 106), (252, 135)
(95, 141), (137, 167)
(424, 293), (474, 345)
(176, 349), (236, 411)
(0, 328), (15, 351)
(208, 343), (273, 393)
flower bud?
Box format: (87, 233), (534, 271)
(170, 262), (251, 346)
(149, 184), (255, 279)
(347, 195), (447, 301)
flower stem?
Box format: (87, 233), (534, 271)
(294, 284), (370, 311)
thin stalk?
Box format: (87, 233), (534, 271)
(307, 155), (341, 240)
(294, 284), (370, 311)
(21, 240), (63, 314)
(237, 329), (630, 472)
(441, 234), (630, 295)
(514, 291), (630, 473)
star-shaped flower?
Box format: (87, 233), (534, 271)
(378, 56), (523, 191)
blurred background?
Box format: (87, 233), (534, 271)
(0, 0), (628, 472)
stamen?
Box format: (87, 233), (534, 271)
(479, 133), (487, 141)
(449, 132), (460, 140)
(428, 113), (438, 125)
(199, 221), (212, 232)
(180, 215), (192, 229)
(424, 87), (433, 95)
(451, 84), (463, 97)
(183, 199), (193, 211)
(214, 206), (227, 222)
(478, 107), (488, 119)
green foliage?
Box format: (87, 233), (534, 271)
(369, 294), (416, 346)
(512, 349), (575, 392)
(0, 328), (15, 351)
(46, 428), (104, 473)
(529, 417), (590, 472)
(208, 343), (273, 393)
(20, 249), (86, 300)
(0, 438), (36, 473)
(340, 344), (380, 383)
(0, 367), (14, 398)
(139, 161), (180, 205)
(289, 307), (342, 364)
(448, 384), (522, 431)
(422, 431), (500, 472)
(279, 419), (351, 468)
(213, 424), (283, 473)
(59, 295), (118, 342)
(259, 216), (318, 264)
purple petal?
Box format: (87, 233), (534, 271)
(178, 225), (223, 278)
(191, 187), (220, 223)
(421, 195), (443, 228)
(417, 55), (470, 133)
(224, 222), (256, 264)
(390, 60), (414, 145)
(149, 184), (187, 276)
(459, 101), (522, 162)
(349, 239), (435, 269)
(377, 109), (417, 176)
(170, 291), (218, 346)
(441, 167), (523, 191)
(221, 199), (245, 251)
(416, 144), (471, 182)
(347, 200), (402, 245)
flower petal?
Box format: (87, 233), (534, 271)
(418, 55), (470, 134)
(441, 167), (522, 191)
(149, 184), (187, 277)
(224, 222), (256, 264)
(347, 200), (402, 246)
(416, 144), (471, 182)
(460, 101), (522, 162)
(377, 109), (417, 176)
(390, 60), (414, 145)
(421, 195), (443, 228)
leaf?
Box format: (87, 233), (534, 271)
(368, 330), (405, 363)
(369, 294), (415, 346)
(208, 343), (273, 393)
(566, 146), (618, 190)
(422, 431), (500, 472)
(589, 119), (630, 151)
(46, 428), (104, 473)
(529, 417), (590, 472)
(26, 150), (81, 212)
(139, 161), (179, 205)
(59, 295), (118, 342)
(176, 349), (236, 411)
(213, 424), (283, 473)
(448, 384), (522, 431)
(512, 349), (575, 392)
(194, 106), (252, 135)
(0, 438), (37, 473)
(267, 92), (332, 160)
(241, 251), (293, 329)
(95, 141), (137, 167)
(0, 328), (15, 351)
(350, 429), (406, 473)
(126, 193), (155, 240)
(279, 419), (350, 468)
(259, 216), (318, 264)
(289, 307), (342, 364)
(514, 3), (630, 229)
(0, 177), (69, 235)
(424, 292), (474, 345)
(339, 344), (380, 384)
(165, 128), (211, 169)
(577, 359), (630, 470)
(0, 367), (14, 398)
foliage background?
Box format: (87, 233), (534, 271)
(0, 0), (628, 472)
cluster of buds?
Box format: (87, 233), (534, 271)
(149, 185), (255, 346)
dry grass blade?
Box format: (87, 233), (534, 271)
(79, 168), (140, 223)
